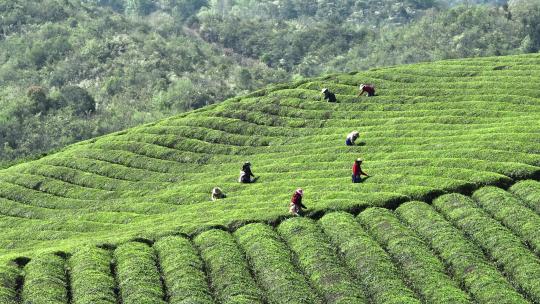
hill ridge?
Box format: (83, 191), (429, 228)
(0, 53), (538, 261)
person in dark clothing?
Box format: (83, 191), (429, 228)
(358, 84), (376, 97)
(239, 161), (256, 183)
(321, 88), (337, 102)
(289, 188), (307, 216)
(352, 158), (369, 183)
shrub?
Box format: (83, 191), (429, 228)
(0, 263), (19, 304)
(277, 217), (367, 303)
(70, 246), (116, 304)
(235, 223), (321, 304)
(358, 208), (471, 304)
(114, 242), (165, 304)
(194, 229), (264, 304)
(153, 236), (213, 304)
(22, 254), (69, 304)
(396, 201), (527, 304)
(319, 212), (420, 304)
(472, 186), (540, 255)
(434, 193), (540, 302)
(509, 180), (540, 214)
(58, 86), (96, 116)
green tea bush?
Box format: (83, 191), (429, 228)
(194, 229), (264, 304)
(396, 201), (527, 304)
(319, 212), (420, 304)
(153, 236), (214, 304)
(22, 254), (68, 304)
(358, 208), (471, 304)
(114, 242), (165, 304)
(434, 193), (540, 302)
(235, 223), (321, 304)
(510, 180), (540, 214)
(70, 246), (116, 304)
(472, 186), (540, 255)
(277, 217), (367, 303)
(0, 263), (19, 304)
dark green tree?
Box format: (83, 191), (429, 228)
(59, 86), (96, 116)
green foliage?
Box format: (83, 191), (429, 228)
(0, 53), (537, 304)
(153, 236), (214, 304)
(235, 223), (321, 304)
(2, 0), (539, 164)
(358, 208), (471, 304)
(0, 263), (18, 304)
(277, 217), (367, 303)
(70, 246), (116, 304)
(59, 86), (96, 116)
(22, 254), (68, 304)
(319, 212), (420, 304)
(434, 193), (540, 302)
(472, 186), (540, 255)
(0, 0), (287, 162)
(194, 229), (264, 304)
(114, 242), (165, 304)
(396, 201), (528, 304)
(510, 180), (540, 213)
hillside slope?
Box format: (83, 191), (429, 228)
(1, 182), (540, 303)
(0, 54), (539, 261)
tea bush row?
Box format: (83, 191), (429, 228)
(358, 208), (471, 304)
(113, 242), (165, 304)
(235, 223), (321, 304)
(434, 194), (540, 302)
(194, 229), (264, 304)
(153, 236), (214, 304)
(22, 254), (68, 304)
(277, 217), (367, 303)
(396, 201), (528, 304)
(319, 212), (420, 304)
(70, 246), (116, 304)
(472, 186), (540, 255)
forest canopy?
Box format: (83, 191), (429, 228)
(0, 0), (538, 166)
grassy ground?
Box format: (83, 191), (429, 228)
(0, 53), (538, 302)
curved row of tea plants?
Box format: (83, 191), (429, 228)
(0, 54), (538, 259)
(2, 181), (540, 303)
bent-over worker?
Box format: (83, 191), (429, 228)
(289, 188), (307, 216)
(352, 158), (369, 183)
(346, 131), (360, 146)
(358, 84), (376, 97)
(321, 88), (337, 102)
(211, 187), (226, 201)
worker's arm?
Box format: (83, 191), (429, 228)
(360, 168), (369, 176)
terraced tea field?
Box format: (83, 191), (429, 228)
(2, 183), (540, 303)
(0, 54), (539, 303)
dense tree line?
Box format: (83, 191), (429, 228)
(0, 0), (538, 166)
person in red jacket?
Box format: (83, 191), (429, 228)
(289, 188), (307, 216)
(358, 84), (376, 97)
(352, 158), (369, 183)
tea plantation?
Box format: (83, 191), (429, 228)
(0, 54), (539, 303)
